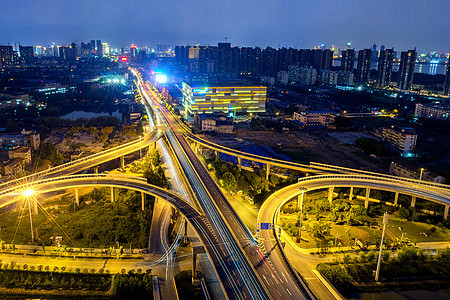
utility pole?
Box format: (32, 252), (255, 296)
(375, 212), (389, 281)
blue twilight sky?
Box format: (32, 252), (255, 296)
(0, 0), (449, 52)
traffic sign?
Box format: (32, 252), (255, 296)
(260, 223), (272, 230)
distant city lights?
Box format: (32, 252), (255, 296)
(155, 74), (167, 83)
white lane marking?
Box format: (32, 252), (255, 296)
(262, 275), (270, 285)
(286, 288), (292, 296)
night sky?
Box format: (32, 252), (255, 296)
(1, 0), (449, 52)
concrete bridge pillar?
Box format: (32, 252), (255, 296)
(365, 187), (371, 209)
(328, 187), (334, 204)
(120, 156), (125, 169)
(94, 166), (99, 174)
(411, 196), (416, 208)
(238, 157), (242, 170)
(266, 164), (271, 181)
(305, 172), (310, 177)
(75, 188), (79, 206)
(297, 192), (305, 209)
(394, 192), (399, 206)
(110, 187), (114, 203)
(444, 205), (449, 220)
(215, 150), (219, 158)
(192, 246), (205, 279)
(349, 187), (354, 201)
(141, 192), (145, 211)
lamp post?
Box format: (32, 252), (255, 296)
(419, 168), (425, 181)
(22, 189), (35, 243)
(298, 187), (307, 240)
(375, 212), (389, 282)
(139, 135), (142, 160)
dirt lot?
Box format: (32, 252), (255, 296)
(44, 127), (136, 159)
(203, 129), (386, 172)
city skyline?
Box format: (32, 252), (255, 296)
(1, 0), (449, 52)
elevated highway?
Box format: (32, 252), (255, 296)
(138, 73), (315, 300)
(0, 124), (163, 192)
(257, 175), (450, 299)
(0, 173), (264, 300)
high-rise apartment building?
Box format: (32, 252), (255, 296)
(377, 48), (394, 87)
(0, 45), (14, 68)
(397, 50), (417, 90)
(444, 56), (450, 96)
(217, 42), (232, 73)
(356, 49), (372, 84)
(312, 49), (332, 70)
(19, 46), (34, 64)
(96, 40), (103, 57)
(341, 49), (355, 72)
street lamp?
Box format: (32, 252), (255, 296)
(419, 168), (425, 181)
(22, 189), (35, 243)
(298, 187), (307, 241)
(139, 136), (142, 159)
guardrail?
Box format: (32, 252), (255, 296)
(0, 174), (147, 198)
(296, 174), (450, 200)
(0, 131), (158, 192)
(309, 162), (450, 191)
(185, 134), (450, 192)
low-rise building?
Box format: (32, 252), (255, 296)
(293, 110), (336, 128)
(8, 146), (31, 164)
(0, 130), (40, 150)
(194, 113), (234, 134)
(382, 126), (417, 154)
(2, 158), (25, 177)
(389, 159), (446, 184)
(414, 103), (450, 120)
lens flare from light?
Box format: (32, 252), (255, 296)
(22, 189), (35, 197)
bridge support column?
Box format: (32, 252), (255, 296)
(297, 192), (305, 209)
(349, 187), (354, 201)
(120, 156), (125, 169)
(110, 187), (114, 203)
(365, 187), (371, 209)
(94, 166), (99, 174)
(192, 246), (205, 279)
(214, 150), (219, 158)
(75, 188), (79, 206)
(328, 187), (334, 205)
(183, 218), (188, 243)
(444, 205), (449, 220)
(141, 192), (145, 211)
(305, 172), (310, 177)
(238, 157), (242, 170)
(394, 192), (399, 206)
(266, 164), (271, 181)
(411, 196), (416, 208)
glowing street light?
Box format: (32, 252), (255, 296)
(21, 189), (35, 242)
(22, 189), (35, 197)
(419, 168), (425, 181)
